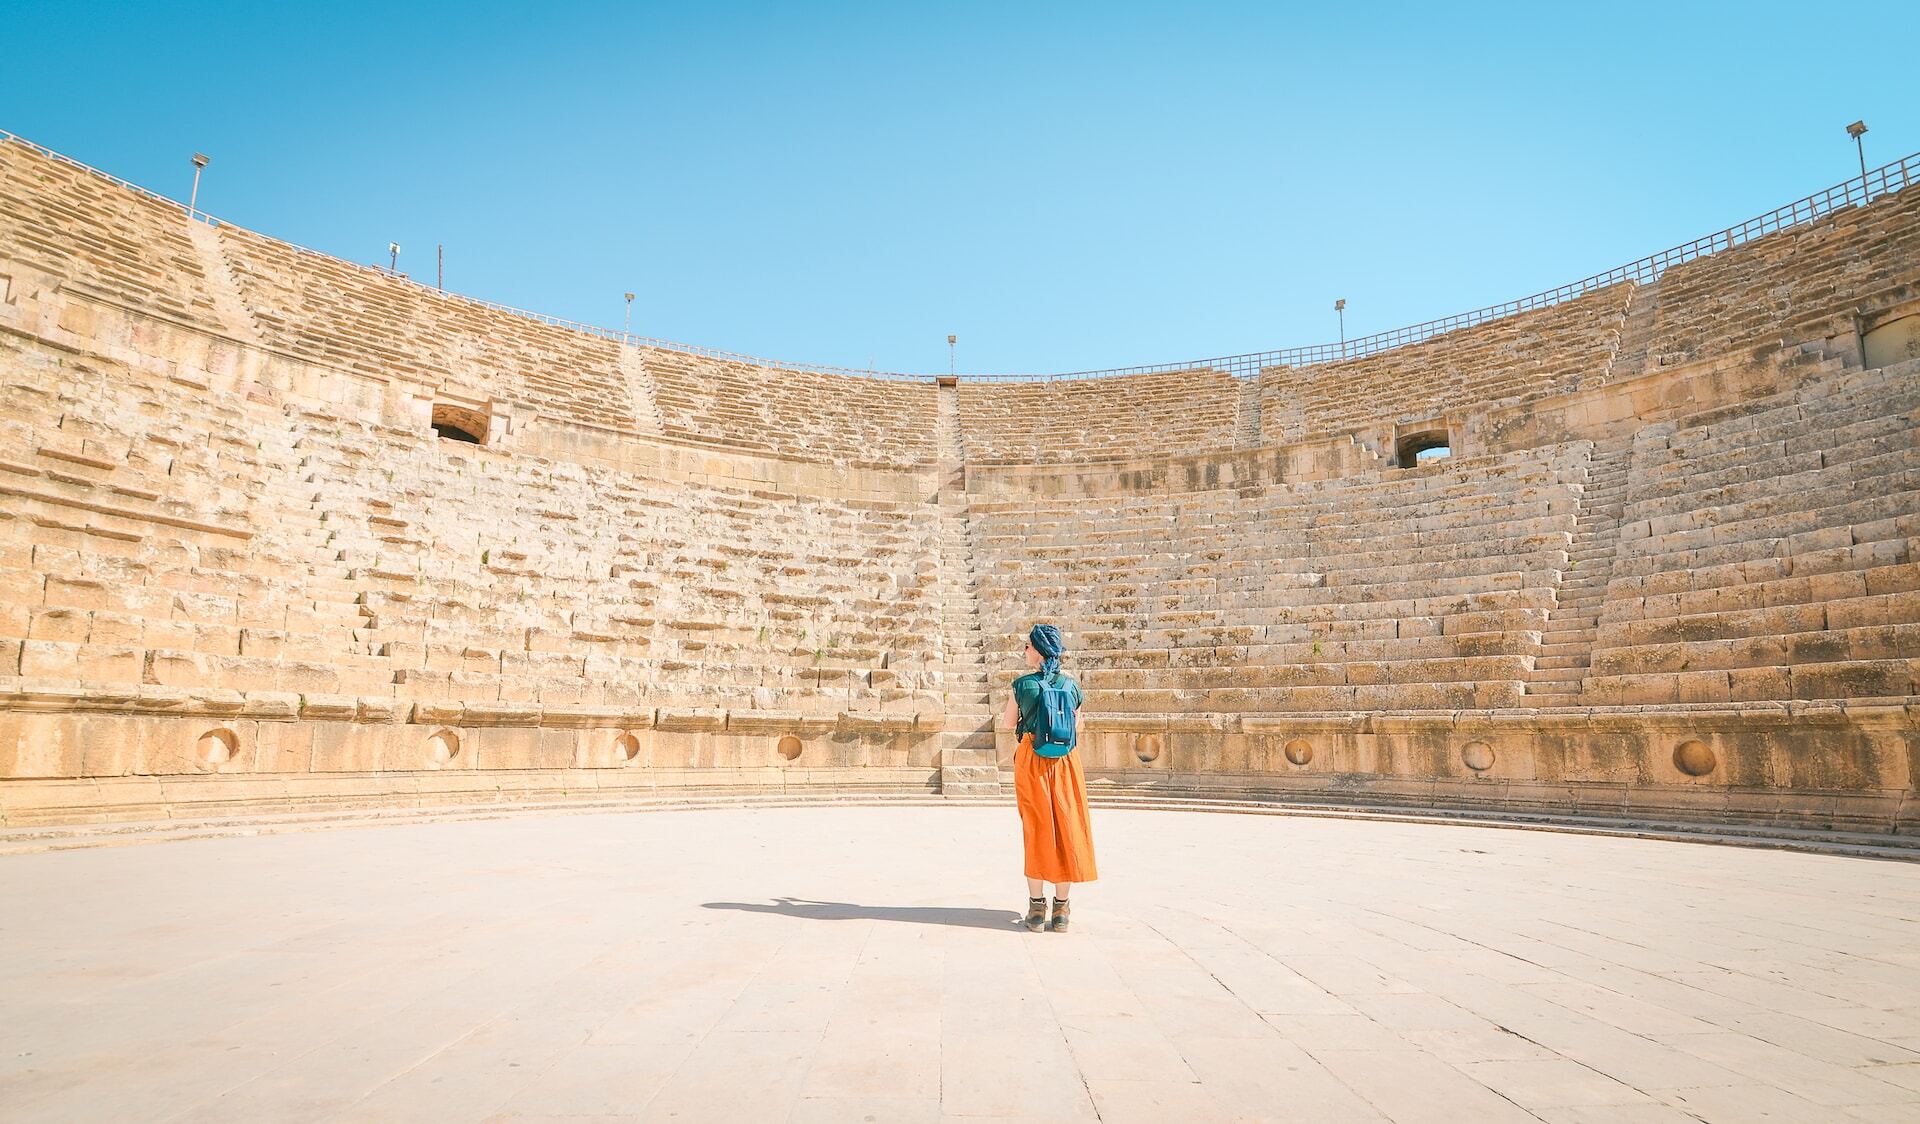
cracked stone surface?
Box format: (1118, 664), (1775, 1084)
(3, 806), (1918, 1121)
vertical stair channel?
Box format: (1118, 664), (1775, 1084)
(186, 221), (268, 348)
(1233, 375), (1264, 449)
(1597, 279), (1660, 388)
(1525, 439), (1631, 703)
(934, 381), (1000, 795)
(616, 344), (665, 436)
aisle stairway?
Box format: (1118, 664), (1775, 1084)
(1523, 440), (1631, 704)
(616, 344), (665, 436)
(1602, 278), (1660, 385)
(934, 383), (1001, 795)
(1233, 376), (1264, 448)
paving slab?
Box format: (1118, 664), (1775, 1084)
(1, 804), (1917, 1121)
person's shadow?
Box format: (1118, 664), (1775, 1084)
(702, 898), (1023, 930)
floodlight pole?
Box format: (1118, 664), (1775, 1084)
(1846, 120), (1869, 184)
(624, 292), (635, 342)
(388, 242), (400, 276)
(947, 334), (957, 378)
(1335, 299), (1347, 354)
(188, 152), (209, 220)
(437, 244), (444, 290)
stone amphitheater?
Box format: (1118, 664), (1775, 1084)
(4, 132), (1920, 1121)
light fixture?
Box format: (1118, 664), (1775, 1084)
(188, 152), (210, 219)
(1846, 120), (1869, 182)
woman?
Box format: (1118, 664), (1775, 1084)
(1002, 623), (1098, 933)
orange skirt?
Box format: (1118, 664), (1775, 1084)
(1015, 733), (1098, 883)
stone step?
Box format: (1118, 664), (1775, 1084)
(1529, 667), (1587, 683)
(936, 731), (996, 749)
(1534, 654), (1591, 670)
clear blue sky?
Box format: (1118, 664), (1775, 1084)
(9, 2), (1916, 375)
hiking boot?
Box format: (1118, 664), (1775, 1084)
(1048, 898), (1071, 933)
(1024, 897), (1048, 932)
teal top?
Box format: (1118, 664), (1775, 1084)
(1013, 671), (1082, 740)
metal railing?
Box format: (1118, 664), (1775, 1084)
(3, 127), (1914, 383)
(972, 150), (1919, 382)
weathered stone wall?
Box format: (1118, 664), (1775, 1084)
(1063, 704), (1913, 834)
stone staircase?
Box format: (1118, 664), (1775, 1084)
(1599, 278), (1660, 386)
(934, 382), (1001, 795)
(1233, 376), (1264, 448)
(1523, 440), (1631, 704)
(187, 221), (268, 348)
(616, 343), (665, 436)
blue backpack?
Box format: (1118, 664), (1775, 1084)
(1025, 675), (1078, 758)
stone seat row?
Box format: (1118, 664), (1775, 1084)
(981, 565), (1566, 616)
(1602, 561), (1919, 642)
(1648, 401), (1919, 484)
(0, 142), (224, 331)
(1653, 372), (1919, 452)
(954, 369), (1240, 464)
(640, 349), (938, 466)
(1, 341), (946, 713)
(1059, 622), (1544, 670)
(1084, 680), (1530, 712)
(967, 441), (1596, 708)
(1576, 360), (1920, 704)
(280, 429), (945, 670)
(987, 600), (1550, 652)
(1604, 538), (1919, 614)
(1628, 418), (1920, 521)
(218, 225), (639, 431)
(970, 485), (1579, 549)
(974, 490), (1578, 550)
(1645, 186), (1920, 364)
(1612, 483), (1918, 579)
(981, 530), (1572, 590)
(1253, 285), (1630, 438)
(1589, 621), (1919, 676)
(985, 584), (1553, 628)
(1069, 627), (1541, 680)
(1581, 660), (1917, 705)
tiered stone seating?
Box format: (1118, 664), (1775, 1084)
(955, 367), (1239, 463)
(276, 407), (943, 712)
(216, 226), (639, 430)
(1258, 284), (1632, 440)
(1648, 185), (1920, 368)
(639, 348), (937, 465)
(1584, 359), (1920, 704)
(969, 445), (1586, 712)
(4, 133), (1918, 831)
(0, 331), (942, 718)
(0, 138), (225, 329)
(0, 333), (271, 689)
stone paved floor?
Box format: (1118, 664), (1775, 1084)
(3, 806), (1919, 1122)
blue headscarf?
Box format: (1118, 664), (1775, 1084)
(1029, 623), (1064, 680)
